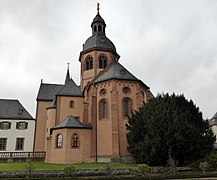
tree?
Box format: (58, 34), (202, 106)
(126, 93), (216, 166)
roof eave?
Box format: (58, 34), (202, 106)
(79, 47), (120, 61)
(0, 117), (35, 121)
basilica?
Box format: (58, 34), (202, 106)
(34, 7), (153, 164)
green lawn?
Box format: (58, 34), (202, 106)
(0, 162), (136, 171)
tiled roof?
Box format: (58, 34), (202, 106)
(0, 99), (34, 120)
(36, 83), (63, 101)
(51, 115), (92, 130)
(94, 62), (138, 83)
(94, 62), (149, 87)
(56, 79), (83, 97)
(209, 112), (217, 126)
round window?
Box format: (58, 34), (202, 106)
(122, 87), (131, 95)
(100, 89), (107, 96)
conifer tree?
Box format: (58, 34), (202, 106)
(126, 93), (216, 166)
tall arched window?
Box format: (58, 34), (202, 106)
(99, 56), (107, 69)
(71, 133), (79, 148)
(56, 134), (63, 148)
(99, 99), (108, 119)
(86, 57), (93, 70)
(123, 98), (132, 117)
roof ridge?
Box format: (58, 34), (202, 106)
(56, 79), (83, 97)
(90, 62), (115, 84)
(0, 99), (18, 101)
(41, 83), (63, 86)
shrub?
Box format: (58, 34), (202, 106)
(63, 166), (76, 176)
(167, 153), (178, 176)
(137, 164), (150, 176)
(104, 163), (113, 175)
(199, 161), (209, 175)
(190, 151), (217, 171)
(205, 151), (217, 169)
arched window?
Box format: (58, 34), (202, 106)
(98, 25), (102, 32)
(56, 134), (63, 148)
(99, 99), (108, 119)
(69, 100), (74, 108)
(86, 57), (93, 70)
(99, 56), (107, 69)
(94, 26), (97, 32)
(71, 133), (79, 148)
(123, 98), (132, 117)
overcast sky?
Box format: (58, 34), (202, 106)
(0, 0), (217, 118)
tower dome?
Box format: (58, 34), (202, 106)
(81, 6), (119, 57)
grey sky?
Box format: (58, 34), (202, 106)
(0, 0), (216, 118)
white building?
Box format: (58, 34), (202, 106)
(209, 112), (217, 148)
(0, 99), (35, 152)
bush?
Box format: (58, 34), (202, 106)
(63, 166), (76, 176)
(190, 151), (217, 171)
(205, 151), (217, 169)
(137, 164), (150, 175)
(104, 163), (113, 175)
(199, 161), (209, 175)
(167, 153), (177, 176)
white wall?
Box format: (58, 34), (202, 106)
(0, 119), (35, 152)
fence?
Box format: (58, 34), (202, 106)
(0, 151), (46, 162)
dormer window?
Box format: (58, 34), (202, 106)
(18, 108), (23, 114)
(99, 56), (107, 69)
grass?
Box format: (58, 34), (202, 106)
(1, 162), (217, 179)
(0, 162), (136, 171)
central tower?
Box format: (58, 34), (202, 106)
(79, 5), (120, 90)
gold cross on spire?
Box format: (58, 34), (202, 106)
(97, 3), (100, 14)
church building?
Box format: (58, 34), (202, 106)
(34, 6), (153, 164)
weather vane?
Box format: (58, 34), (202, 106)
(97, 3), (100, 14)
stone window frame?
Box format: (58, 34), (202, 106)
(99, 98), (109, 120)
(71, 133), (80, 149)
(123, 97), (133, 118)
(99, 88), (107, 96)
(85, 56), (93, 70)
(69, 100), (75, 108)
(122, 87), (131, 95)
(98, 55), (107, 69)
(56, 134), (63, 149)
